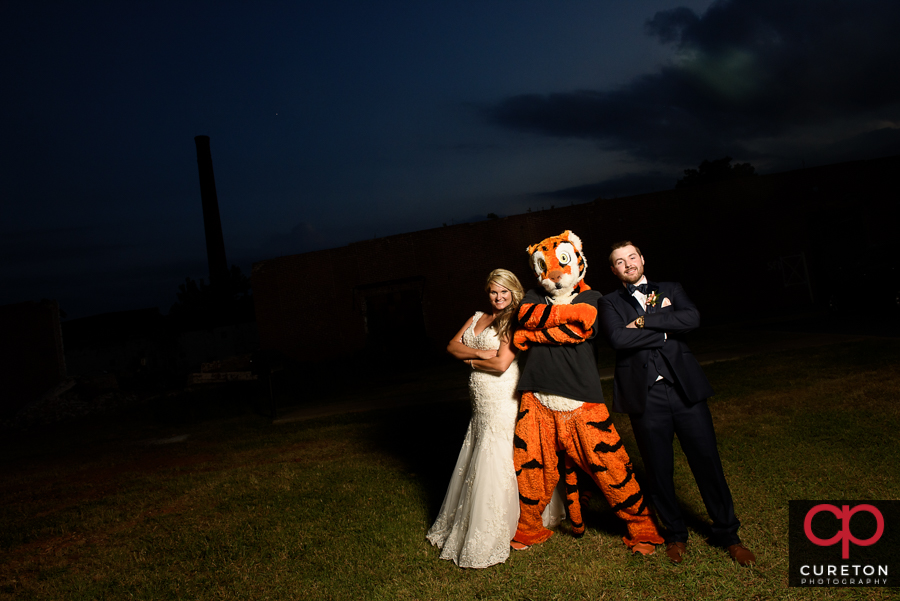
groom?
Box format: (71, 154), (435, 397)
(597, 241), (755, 566)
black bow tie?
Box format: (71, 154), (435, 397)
(626, 283), (648, 295)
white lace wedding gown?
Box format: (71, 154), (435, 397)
(426, 312), (564, 568)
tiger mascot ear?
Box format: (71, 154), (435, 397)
(566, 231), (583, 252)
(525, 230), (581, 255)
(526, 230), (588, 300)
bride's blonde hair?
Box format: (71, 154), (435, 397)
(485, 269), (524, 343)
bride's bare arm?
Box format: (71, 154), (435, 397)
(447, 316), (485, 360)
(470, 335), (517, 373)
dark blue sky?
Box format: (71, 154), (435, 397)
(2, 1), (899, 318)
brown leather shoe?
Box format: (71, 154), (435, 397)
(727, 543), (756, 566)
(665, 542), (686, 564)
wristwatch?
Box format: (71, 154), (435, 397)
(635, 316), (645, 329)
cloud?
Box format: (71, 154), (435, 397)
(261, 222), (331, 257)
(447, 142), (502, 153)
(485, 0), (900, 168)
(811, 126), (900, 164)
(540, 171), (676, 201)
(260, 220), (395, 257)
(644, 7), (699, 44)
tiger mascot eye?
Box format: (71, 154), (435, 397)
(510, 230), (663, 553)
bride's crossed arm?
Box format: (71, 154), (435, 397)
(447, 316), (493, 360)
(447, 316), (517, 374)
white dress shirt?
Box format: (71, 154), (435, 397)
(628, 276), (649, 311)
(626, 277), (666, 379)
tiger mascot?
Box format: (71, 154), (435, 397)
(510, 230), (663, 554)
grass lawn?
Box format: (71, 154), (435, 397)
(1, 338), (898, 600)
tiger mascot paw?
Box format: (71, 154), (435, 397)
(513, 323), (592, 351)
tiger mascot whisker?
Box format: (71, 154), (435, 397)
(511, 230), (663, 552)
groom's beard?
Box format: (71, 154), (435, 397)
(620, 268), (643, 284)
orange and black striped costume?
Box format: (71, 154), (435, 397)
(511, 231), (662, 549)
(513, 288), (596, 350)
(513, 392), (663, 547)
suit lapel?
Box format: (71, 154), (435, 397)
(646, 281), (660, 313)
(619, 287), (645, 315)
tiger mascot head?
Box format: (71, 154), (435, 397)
(526, 230), (589, 302)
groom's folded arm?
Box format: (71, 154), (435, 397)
(643, 284), (701, 335)
(598, 297), (665, 351)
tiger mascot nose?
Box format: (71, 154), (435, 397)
(547, 269), (565, 283)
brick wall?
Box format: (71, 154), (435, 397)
(252, 155), (900, 362)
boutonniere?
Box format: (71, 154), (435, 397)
(646, 291), (662, 308)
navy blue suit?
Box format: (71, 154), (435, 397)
(598, 282), (741, 546)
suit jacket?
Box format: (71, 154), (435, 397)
(598, 281), (714, 413)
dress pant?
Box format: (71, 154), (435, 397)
(628, 378), (740, 546)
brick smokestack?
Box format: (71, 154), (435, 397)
(194, 135), (229, 287)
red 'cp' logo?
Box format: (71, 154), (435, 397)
(803, 504), (884, 559)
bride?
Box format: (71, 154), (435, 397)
(426, 269), (564, 568)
